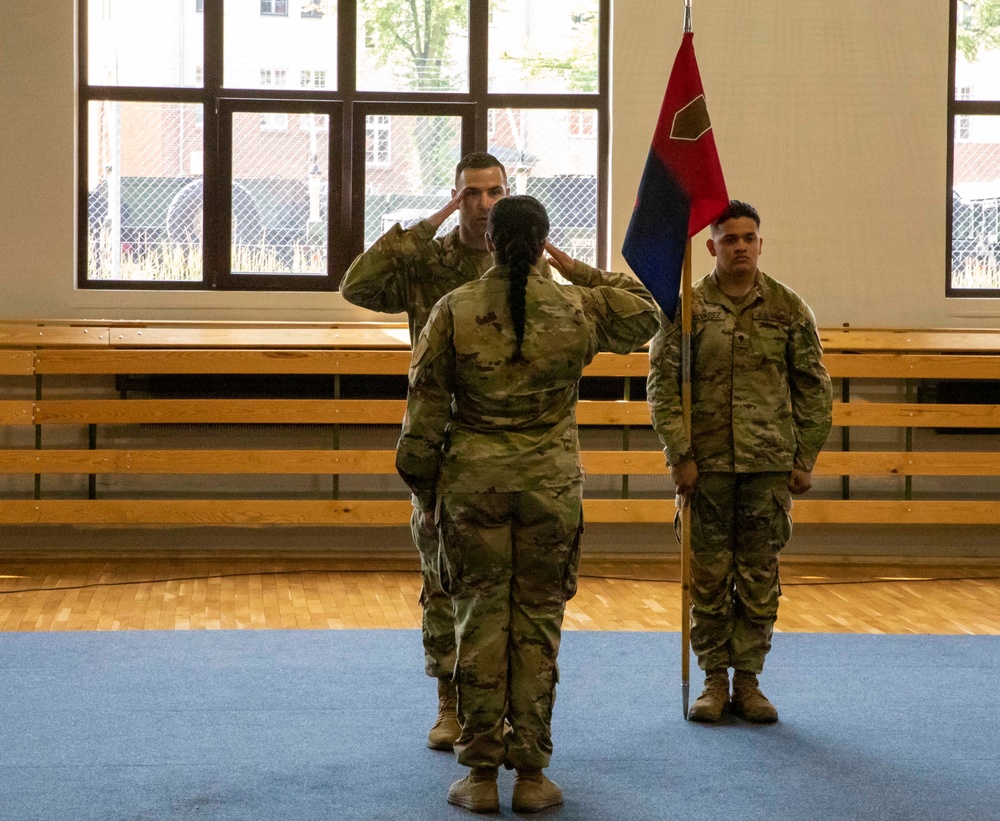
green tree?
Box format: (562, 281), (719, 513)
(503, 7), (599, 93)
(957, 0), (1000, 62)
(362, 0), (468, 192)
(362, 0), (467, 92)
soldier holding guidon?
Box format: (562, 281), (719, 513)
(647, 200), (833, 724)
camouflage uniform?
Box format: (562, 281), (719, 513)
(647, 269), (832, 673)
(397, 259), (658, 769)
(341, 218), (493, 679)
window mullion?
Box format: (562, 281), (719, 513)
(469, 0), (490, 153)
(202, 0), (225, 287)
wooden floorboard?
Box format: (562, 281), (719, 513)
(1, 554), (998, 635)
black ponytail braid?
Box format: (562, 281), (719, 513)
(506, 237), (533, 362)
(486, 196), (550, 363)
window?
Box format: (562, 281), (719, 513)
(948, 0), (1000, 297)
(259, 69), (288, 130)
(366, 115), (391, 165)
(958, 86), (972, 140)
(299, 71), (329, 131)
(300, 70), (327, 89)
(299, 113), (329, 132)
(569, 109), (596, 137)
(79, 0), (610, 291)
(260, 68), (287, 87)
(260, 0), (288, 16)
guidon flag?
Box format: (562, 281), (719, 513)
(622, 32), (729, 319)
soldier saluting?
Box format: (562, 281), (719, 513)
(397, 196), (658, 812)
(647, 200), (833, 723)
(340, 153), (509, 751)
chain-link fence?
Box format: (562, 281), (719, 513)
(87, 101), (204, 281)
(360, 109), (599, 267)
(491, 108), (598, 265)
(953, 6), (1000, 290)
(952, 116), (1000, 290)
(364, 115), (462, 247)
(230, 112), (330, 275)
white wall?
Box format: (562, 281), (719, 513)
(613, 0), (997, 329)
(1, 1), (998, 328)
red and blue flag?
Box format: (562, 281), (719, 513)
(622, 32), (728, 319)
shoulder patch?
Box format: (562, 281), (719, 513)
(410, 333), (432, 369)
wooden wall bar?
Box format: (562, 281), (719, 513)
(1, 322), (998, 528)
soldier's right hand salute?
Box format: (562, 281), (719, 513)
(426, 188), (467, 232)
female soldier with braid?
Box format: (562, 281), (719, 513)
(396, 196), (657, 814)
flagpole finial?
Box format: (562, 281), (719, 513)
(684, 0), (693, 33)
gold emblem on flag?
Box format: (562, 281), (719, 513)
(670, 95), (711, 141)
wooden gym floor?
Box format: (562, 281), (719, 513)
(1, 553), (998, 635)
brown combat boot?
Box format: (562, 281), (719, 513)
(731, 670), (779, 723)
(427, 677), (461, 750)
(687, 667), (730, 722)
(448, 766), (500, 813)
(512, 768), (563, 813)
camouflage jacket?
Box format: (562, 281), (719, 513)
(339, 218), (494, 342)
(396, 260), (659, 508)
(646, 269), (833, 473)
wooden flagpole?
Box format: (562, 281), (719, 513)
(680, 238), (693, 719)
(680, 0), (694, 721)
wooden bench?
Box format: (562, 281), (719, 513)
(1, 321), (999, 527)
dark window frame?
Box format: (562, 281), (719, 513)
(77, 0), (610, 292)
(217, 98), (346, 291)
(946, 0), (1000, 299)
(352, 102), (477, 261)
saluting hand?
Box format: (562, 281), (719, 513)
(426, 188), (467, 230)
(544, 242), (575, 277)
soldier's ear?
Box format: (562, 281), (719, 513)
(706, 237), (717, 258)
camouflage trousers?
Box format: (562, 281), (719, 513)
(410, 503), (457, 679)
(688, 472), (792, 674)
(438, 485), (584, 771)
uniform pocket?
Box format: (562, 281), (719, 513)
(772, 485), (793, 545)
(562, 511), (585, 601)
(436, 497), (458, 597)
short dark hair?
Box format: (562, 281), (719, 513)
(712, 200), (760, 229)
(454, 152), (507, 187)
